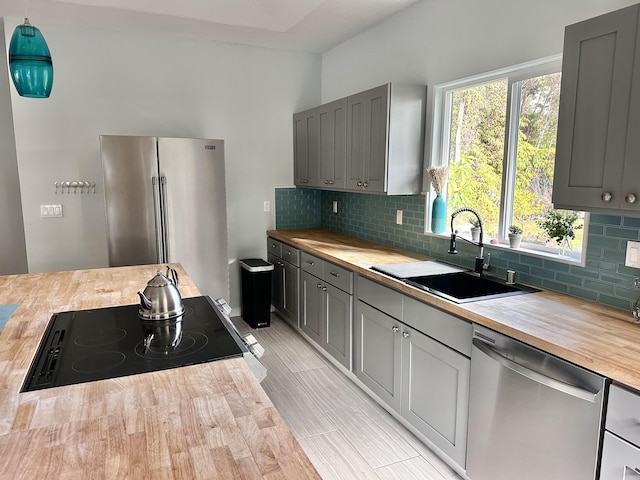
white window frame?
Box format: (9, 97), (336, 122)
(427, 54), (588, 265)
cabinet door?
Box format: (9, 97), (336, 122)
(600, 432), (640, 480)
(268, 254), (284, 313)
(281, 260), (299, 328)
(400, 325), (470, 467)
(293, 108), (318, 187)
(346, 85), (389, 192)
(354, 301), (402, 410)
(301, 271), (323, 345)
(553, 6), (639, 210)
(318, 98), (347, 189)
(324, 283), (352, 370)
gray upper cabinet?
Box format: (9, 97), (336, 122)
(293, 83), (425, 195)
(293, 108), (318, 187)
(318, 98), (347, 189)
(553, 5), (640, 213)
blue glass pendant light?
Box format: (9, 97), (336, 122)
(8, 18), (53, 98)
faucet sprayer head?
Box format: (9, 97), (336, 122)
(448, 232), (458, 254)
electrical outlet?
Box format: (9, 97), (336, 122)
(396, 210), (403, 225)
(626, 241), (640, 268)
(332, 201), (338, 214)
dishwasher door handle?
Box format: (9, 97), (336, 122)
(473, 338), (599, 403)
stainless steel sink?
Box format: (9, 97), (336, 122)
(404, 271), (538, 303)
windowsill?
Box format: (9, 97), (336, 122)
(425, 232), (586, 267)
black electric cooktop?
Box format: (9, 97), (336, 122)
(22, 296), (244, 392)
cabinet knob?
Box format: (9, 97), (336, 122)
(601, 192), (612, 202)
(329, 271), (341, 278)
(357, 181), (363, 187)
(322, 286), (327, 291)
(402, 331), (410, 338)
(317, 283), (323, 289)
(328, 180), (334, 184)
(392, 326), (399, 333)
(285, 250), (291, 255)
(308, 261), (315, 266)
(363, 182), (368, 188)
(324, 180), (329, 184)
(627, 193), (637, 204)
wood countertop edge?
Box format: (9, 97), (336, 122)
(267, 228), (640, 391)
(0, 263), (321, 479)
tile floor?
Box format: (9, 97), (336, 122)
(234, 314), (465, 480)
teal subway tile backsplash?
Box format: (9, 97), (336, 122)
(274, 188), (321, 229)
(274, 187), (640, 313)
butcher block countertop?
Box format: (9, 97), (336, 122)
(267, 228), (640, 392)
(0, 264), (320, 479)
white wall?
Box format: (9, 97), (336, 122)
(0, 20), (27, 274)
(3, 15), (321, 308)
(321, 0), (638, 186)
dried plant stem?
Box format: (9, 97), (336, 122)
(428, 166), (448, 195)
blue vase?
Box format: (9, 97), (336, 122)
(431, 194), (446, 234)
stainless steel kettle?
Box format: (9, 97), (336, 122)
(137, 266), (185, 320)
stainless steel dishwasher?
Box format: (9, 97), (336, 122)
(466, 324), (606, 480)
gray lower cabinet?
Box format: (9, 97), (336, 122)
(400, 324), (469, 467)
(301, 270), (324, 345)
(267, 238), (300, 327)
(553, 4), (640, 213)
(300, 253), (354, 369)
(354, 300), (402, 410)
(355, 275), (471, 469)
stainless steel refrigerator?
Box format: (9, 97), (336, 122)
(100, 135), (229, 300)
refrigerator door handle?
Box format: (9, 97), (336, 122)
(152, 176), (164, 263)
(160, 175), (169, 263)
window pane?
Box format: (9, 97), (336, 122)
(446, 79), (508, 237)
(511, 72), (584, 253)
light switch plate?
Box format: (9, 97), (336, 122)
(625, 241), (640, 268)
(396, 210), (403, 225)
(40, 204), (63, 218)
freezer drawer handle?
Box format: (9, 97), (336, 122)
(625, 466), (640, 476)
(472, 338), (599, 403)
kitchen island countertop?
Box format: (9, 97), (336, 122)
(0, 264), (320, 479)
(268, 228), (640, 392)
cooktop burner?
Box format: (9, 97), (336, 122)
(22, 296), (244, 392)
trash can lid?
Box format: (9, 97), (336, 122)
(240, 259), (274, 272)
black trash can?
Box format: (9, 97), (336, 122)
(239, 259), (274, 328)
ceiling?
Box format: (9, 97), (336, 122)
(20, 0), (422, 53)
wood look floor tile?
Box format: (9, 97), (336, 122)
(266, 387), (337, 439)
(267, 337), (327, 374)
(297, 430), (382, 480)
(258, 354), (303, 393)
(323, 406), (419, 469)
(375, 456), (462, 480)
(294, 366), (367, 411)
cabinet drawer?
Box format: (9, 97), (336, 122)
(267, 238), (300, 266)
(607, 384), (640, 446)
(323, 261), (353, 293)
(267, 237), (282, 257)
(280, 243), (300, 267)
(600, 431), (640, 480)
(301, 252), (323, 278)
(357, 276), (402, 320)
(403, 296), (472, 357)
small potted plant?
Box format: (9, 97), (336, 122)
(469, 217), (481, 241)
(508, 225), (523, 248)
(537, 209), (582, 256)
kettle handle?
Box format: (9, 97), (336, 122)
(166, 265), (179, 286)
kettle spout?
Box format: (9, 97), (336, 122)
(138, 291), (152, 310)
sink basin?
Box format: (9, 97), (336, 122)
(404, 272), (538, 303)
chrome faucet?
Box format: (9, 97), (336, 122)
(448, 207), (490, 275)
